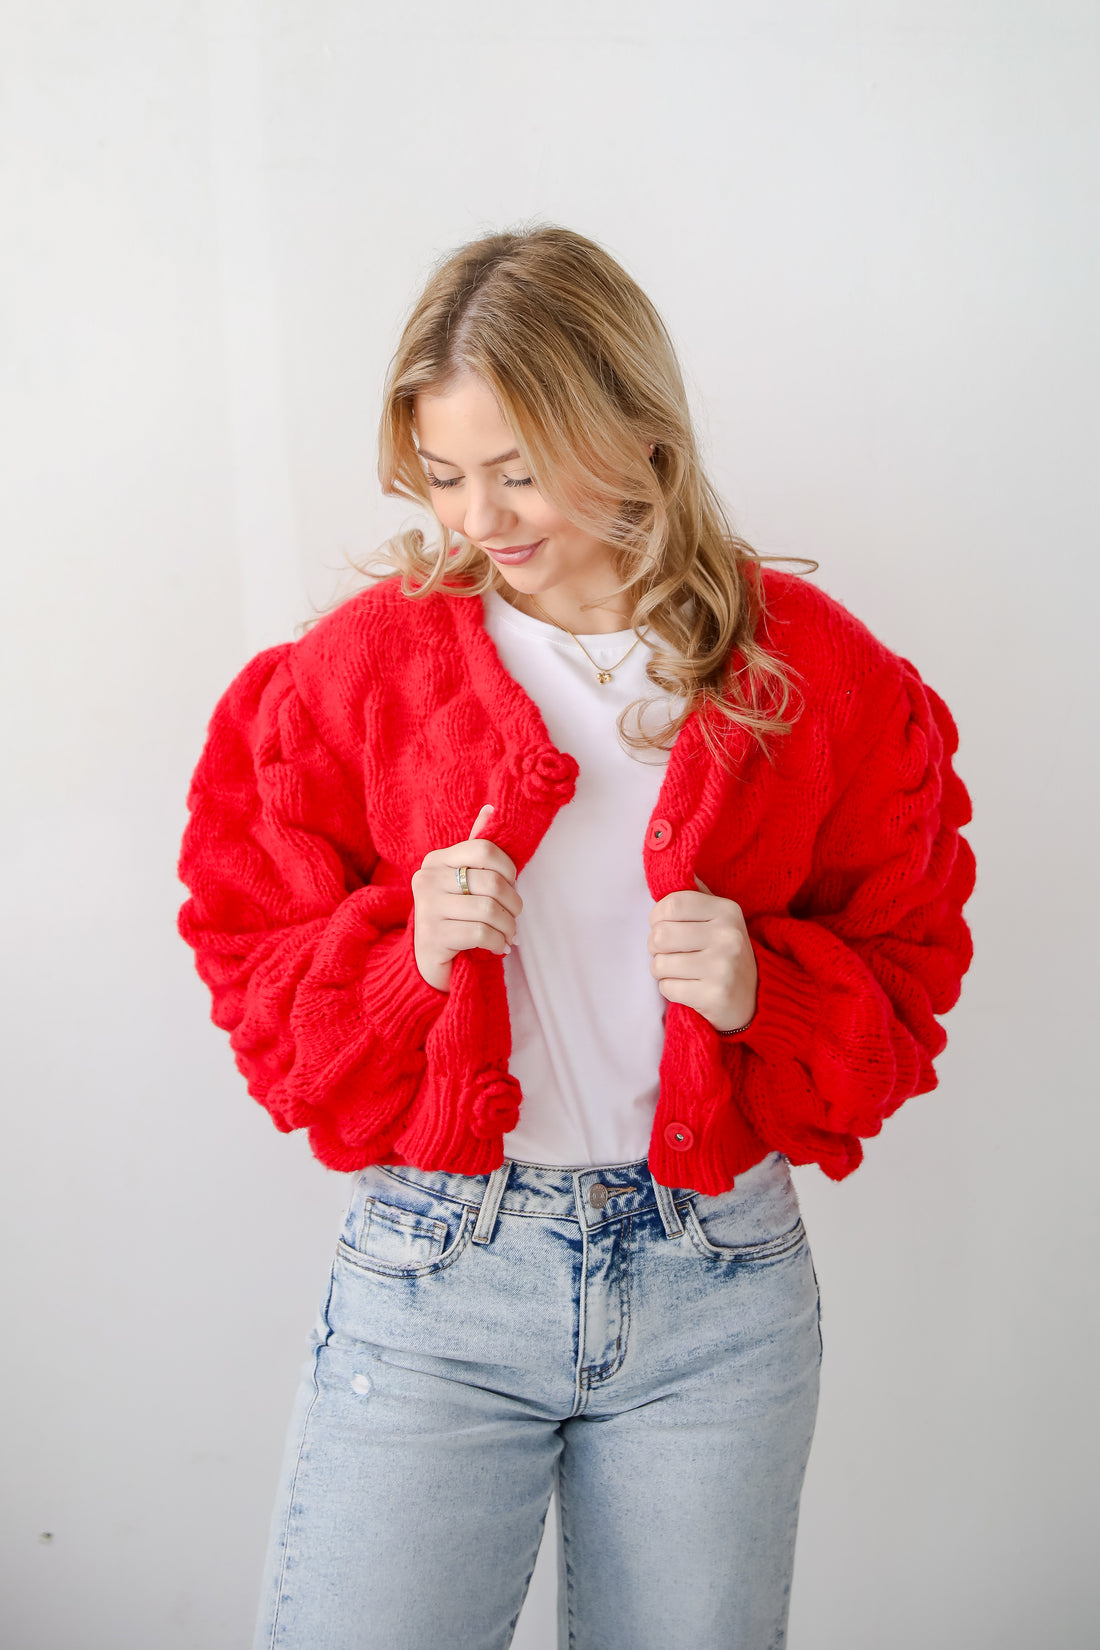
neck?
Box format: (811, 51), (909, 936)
(503, 585), (633, 635)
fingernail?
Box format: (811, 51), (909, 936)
(503, 944), (512, 955)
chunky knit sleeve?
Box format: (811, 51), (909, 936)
(723, 659), (976, 1179)
(177, 646), (448, 1164)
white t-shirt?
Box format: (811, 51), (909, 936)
(481, 588), (687, 1167)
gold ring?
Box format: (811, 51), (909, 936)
(456, 865), (471, 895)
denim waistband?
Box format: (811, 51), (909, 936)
(372, 1151), (787, 1246)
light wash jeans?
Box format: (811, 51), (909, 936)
(252, 1150), (822, 1650)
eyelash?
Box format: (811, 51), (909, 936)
(426, 474), (534, 490)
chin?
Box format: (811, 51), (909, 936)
(496, 563), (552, 589)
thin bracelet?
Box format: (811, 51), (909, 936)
(716, 1017), (754, 1037)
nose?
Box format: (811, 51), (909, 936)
(461, 479), (517, 545)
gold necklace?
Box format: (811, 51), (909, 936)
(526, 595), (646, 684)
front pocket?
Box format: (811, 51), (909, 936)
(336, 1198), (473, 1278)
(684, 1207), (808, 1265)
(352, 1198), (446, 1264)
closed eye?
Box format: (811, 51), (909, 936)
(426, 473), (534, 490)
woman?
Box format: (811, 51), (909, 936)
(178, 225), (976, 1650)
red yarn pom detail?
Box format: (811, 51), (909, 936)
(515, 746), (578, 805)
(468, 1069), (522, 1139)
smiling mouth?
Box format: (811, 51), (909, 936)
(484, 540), (545, 562)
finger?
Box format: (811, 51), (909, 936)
(427, 835), (519, 887)
(438, 910), (513, 954)
(647, 920), (711, 956)
(468, 803), (495, 840)
(654, 976), (698, 1005)
(441, 851), (524, 904)
(650, 891), (712, 925)
(650, 952), (706, 982)
(456, 838), (519, 886)
(441, 886), (522, 930)
(693, 875), (712, 895)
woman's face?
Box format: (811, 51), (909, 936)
(412, 373), (630, 616)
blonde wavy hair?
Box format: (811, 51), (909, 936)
(366, 222), (817, 766)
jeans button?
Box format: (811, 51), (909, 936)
(588, 1184), (609, 1209)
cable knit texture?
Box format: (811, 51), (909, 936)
(177, 568), (976, 1194)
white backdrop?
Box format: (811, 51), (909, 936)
(2, 2), (1098, 1646)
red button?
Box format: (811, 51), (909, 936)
(647, 817), (673, 851)
(663, 1122), (694, 1152)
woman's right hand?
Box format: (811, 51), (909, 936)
(411, 805), (523, 993)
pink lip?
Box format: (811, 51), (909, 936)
(485, 540), (544, 564)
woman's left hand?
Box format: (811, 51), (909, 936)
(647, 877), (759, 1032)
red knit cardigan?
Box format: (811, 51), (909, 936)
(177, 567), (975, 1195)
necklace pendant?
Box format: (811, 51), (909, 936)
(596, 669), (612, 684)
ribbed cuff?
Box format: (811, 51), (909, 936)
(358, 910), (450, 1055)
(728, 940), (821, 1062)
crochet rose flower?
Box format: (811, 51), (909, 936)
(515, 746), (579, 805)
(468, 1069), (523, 1140)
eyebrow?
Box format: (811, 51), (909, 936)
(416, 446), (522, 468)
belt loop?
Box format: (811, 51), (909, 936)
(651, 1175), (685, 1239)
(472, 1160), (512, 1246)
